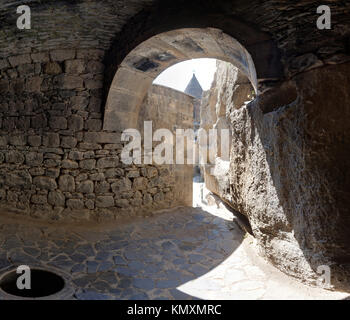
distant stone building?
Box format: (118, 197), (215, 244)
(184, 73), (203, 131)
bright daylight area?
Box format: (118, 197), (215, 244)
(154, 58), (218, 208)
(153, 58), (217, 92)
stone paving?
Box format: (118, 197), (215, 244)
(0, 186), (348, 300)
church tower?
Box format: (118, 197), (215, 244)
(184, 73), (203, 99)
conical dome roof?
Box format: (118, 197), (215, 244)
(184, 73), (203, 99)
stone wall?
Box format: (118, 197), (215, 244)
(0, 51), (191, 221)
(138, 84), (194, 207)
(202, 60), (350, 290)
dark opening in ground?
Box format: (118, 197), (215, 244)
(0, 269), (65, 298)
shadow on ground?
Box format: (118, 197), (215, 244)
(0, 206), (243, 300)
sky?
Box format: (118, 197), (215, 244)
(153, 58), (217, 92)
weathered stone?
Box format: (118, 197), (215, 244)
(90, 173), (105, 181)
(97, 157), (119, 168)
(54, 74), (83, 89)
(61, 136), (77, 148)
(67, 198), (85, 209)
(43, 133), (60, 147)
(77, 49), (104, 60)
(48, 190), (65, 206)
(79, 159), (96, 170)
(70, 96), (89, 110)
(86, 61), (104, 74)
(5, 171), (32, 188)
(95, 181), (110, 194)
(17, 64), (35, 76)
(78, 143), (102, 150)
(126, 170), (140, 178)
(31, 114), (48, 129)
(31, 194), (47, 205)
(46, 168), (60, 178)
(62, 160), (79, 169)
(44, 62), (62, 75)
(84, 132), (120, 144)
(96, 196), (114, 208)
(26, 77), (42, 92)
(25, 152), (43, 166)
(28, 136), (42, 147)
(115, 199), (129, 208)
(50, 49), (75, 61)
(58, 175), (75, 192)
(0, 59), (9, 70)
(86, 119), (102, 131)
(33, 176), (57, 190)
(111, 178), (131, 193)
(69, 151), (84, 161)
(68, 115), (84, 131)
(84, 78), (103, 89)
(9, 135), (26, 146)
(50, 116), (67, 130)
(6, 151), (25, 164)
(132, 177), (148, 191)
(105, 168), (124, 178)
(65, 59), (85, 74)
(8, 54), (31, 67)
(29, 167), (45, 176)
(77, 180), (94, 194)
(31, 52), (50, 63)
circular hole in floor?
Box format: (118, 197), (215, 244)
(0, 268), (65, 298)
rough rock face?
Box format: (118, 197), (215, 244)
(200, 61), (254, 201)
(202, 61), (350, 289)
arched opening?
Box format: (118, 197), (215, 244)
(103, 28), (258, 132)
(102, 28), (257, 212)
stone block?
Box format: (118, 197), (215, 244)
(67, 199), (85, 210)
(25, 152), (43, 166)
(33, 176), (57, 190)
(85, 119), (102, 131)
(86, 61), (104, 74)
(68, 115), (84, 131)
(77, 180), (94, 194)
(58, 175), (75, 192)
(65, 59), (85, 74)
(79, 159), (96, 170)
(96, 157), (119, 168)
(49, 116), (67, 130)
(54, 74), (83, 89)
(0, 59), (9, 70)
(43, 133), (60, 147)
(96, 196), (114, 208)
(62, 160), (79, 169)
(44, 62), (62, 75)
(31, 52), (50, 63)
(8, 54), (31, 67)
(61, 136), (77, 148)
(48, 190), (65, 206)
(84, 132), (120, 144)
(50, 49), (75, 61)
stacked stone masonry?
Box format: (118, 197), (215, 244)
(0, 49), (188, 221)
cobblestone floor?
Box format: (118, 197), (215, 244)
(0, 189), (348, 300)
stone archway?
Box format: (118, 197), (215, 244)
(103, 28), (259, 132)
